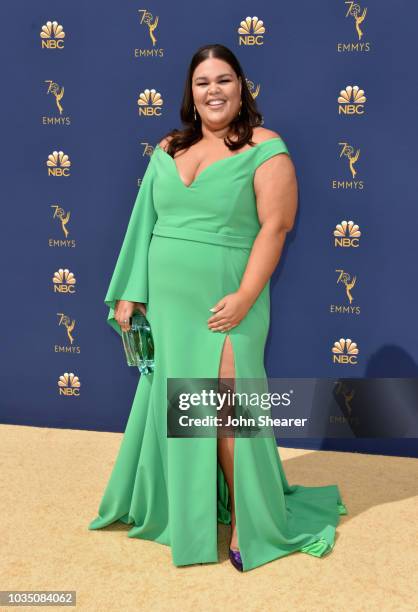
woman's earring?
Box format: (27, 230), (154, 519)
(238, 100), (242, 116)
(193, 104), (197, 121)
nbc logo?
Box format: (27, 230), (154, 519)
(40, 21), (65, 49)
(58, 372), (81, 396)
(137, 89), (163, 116)
(338, 85), (366, 114)
(52, 268), (76, 293)
(238, 16), (265, 46)
(332, 338), (359, 365)
(46, 151), (71, 177)
(334, 220), (361, 247)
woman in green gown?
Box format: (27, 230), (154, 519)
(88, 44), (347, 572)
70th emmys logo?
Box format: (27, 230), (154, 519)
(332, 338), (359, 364)
(40, 21), (65, 49)
(238, 16), (265, 46)
(330, 269), (361, 316)
(45, 80), (65, 115)
(43, 80), (71, 126)
(331, 141), (364, 190)
(51, 204), (71, 239)
(137, 9), (159, 47)
(345, 1), (367, 41)
(334, 220), (361, 247)
(337, 2), (370, 53)
(339, 142), (360, 179)
(137, 89), (163, 116)
(52, 268), (76, 293)
(58, 372), (80, 396)
(49, 204), (76, 248)
(46, 151), (71, 176)
(338, 85), (366, 115)
(57, 312), (76, 345)
(336, 269), (357, 304)
(246, 77), (260, 99)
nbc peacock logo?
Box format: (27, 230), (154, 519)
(332, 338), (359, 365)
(40, 21), (66, 49)
(52, 268), (76, 294)
(237, 16), (265, 46)
(137, 89), (163, 116)
(46, 151), (71, 177)
(338, 85), (366, 115)
(58, 372), (81, 396)
(334, 220), (361, 247)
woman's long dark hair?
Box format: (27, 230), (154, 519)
(161, 44), (263, 158)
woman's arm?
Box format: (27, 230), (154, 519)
(207, 149), (298, 331)
(238, 150), (298, 304)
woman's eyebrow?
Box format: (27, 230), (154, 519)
(194, 73), (233, 82)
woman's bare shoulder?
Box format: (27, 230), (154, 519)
(251, 126), (282, 144)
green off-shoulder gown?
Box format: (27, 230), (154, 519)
(88, 136), (348, 572)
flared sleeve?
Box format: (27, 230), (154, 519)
(104, 153), (157, 336)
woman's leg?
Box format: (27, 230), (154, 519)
(216, 335), (239, 551)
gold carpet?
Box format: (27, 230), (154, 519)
(1, 424), (417, 612)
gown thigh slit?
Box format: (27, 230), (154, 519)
(216, 333), (238, 540)
(88, 136), (348, 572)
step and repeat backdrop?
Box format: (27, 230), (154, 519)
(1, 1), (417, 457)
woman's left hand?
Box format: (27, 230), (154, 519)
(208, 291), (253, 332)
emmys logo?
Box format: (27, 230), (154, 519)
(330, 380), (360, 425)
(43, 81), (70, 125)
(46, 151), (71, 176)
(337, 2), (370, 53)
(49, 204), (75, 247)
(238, 16), (265, 46)
(58, 372), (81, 396)
(55, 313), (80, 354)
(246, 78), (260, 98)
(40, 21), (65, 49)
(332, 338), (359, 365)
(52, 268), (76, 293)
(345, 1), (367, 40)
(136, 144), (156, 187)
(137, 89), (163, 116)
(346, 1), (367, 40)
(338, 85), (366, 115)
(334, 220), (361, 247)
(134, 9), (162, 57)
(331, 141), (364, 190)
(330, 269), (361, 315)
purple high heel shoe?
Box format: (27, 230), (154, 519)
(229, 547), (243, 572)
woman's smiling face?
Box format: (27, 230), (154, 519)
(191, 57), (242, 128)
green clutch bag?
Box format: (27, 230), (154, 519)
(121, 311), (155, 375)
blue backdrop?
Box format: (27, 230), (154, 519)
(1, 1), (417, 458)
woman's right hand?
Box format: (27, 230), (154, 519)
(114, 300), (136, 332)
